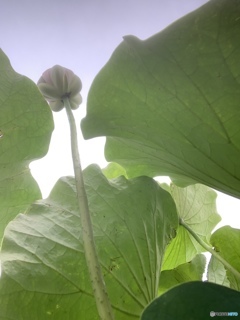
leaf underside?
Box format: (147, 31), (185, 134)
(0, 165), (178, 319)
(81, 0), (240, 199)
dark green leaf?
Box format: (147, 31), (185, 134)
(81, 0), (240, 198)
(141, 282), (240, 320)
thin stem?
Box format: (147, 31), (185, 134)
(179, 217), (240, 281)
(63, 98), (114, 320)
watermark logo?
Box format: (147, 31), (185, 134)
(210, 311), (238, 317)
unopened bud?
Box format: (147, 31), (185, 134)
(37, 65), (82, 112)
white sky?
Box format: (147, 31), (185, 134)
(1, 0), (240, 230)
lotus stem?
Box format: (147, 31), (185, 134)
(63, 97), (114, 320)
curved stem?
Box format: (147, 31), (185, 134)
(179, 218), (240, 281)
(63, 98), (114, 320)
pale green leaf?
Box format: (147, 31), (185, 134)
(211, 226), (240, 291)
(162, 183), (220, 270)
(158, 254), (206, 295)
(102, 162), (128, 179)
(207, 255), (230, 287)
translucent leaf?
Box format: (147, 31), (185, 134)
(211, 226), (240, 291)
(158, 254), (206, 295)
(207, 255), (230, 287)
(162, 183), (220, 270)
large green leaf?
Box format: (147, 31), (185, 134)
(211, 226), (240, 291)
(162, 183), (220, 270)
(158, 254), (206, 295)
(0, 49), (54, 241)
(0, 165), (178, 319)
(141, 282), (240, 320)
(81, 0), (240, 198)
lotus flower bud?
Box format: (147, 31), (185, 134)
(37, 65), (82, 112)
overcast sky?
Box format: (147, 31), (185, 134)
(1, 0), (240, 229)
(1, 0), (208, 83)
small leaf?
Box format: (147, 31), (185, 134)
(141, 282), (240, 320)
(0, 49), (54, 241)
(0, 165), (178, 319)
(211, 226), (240, 290)
(207, 255), (230, 287)
(158, 254), (206, 295)
(162, 183), (220, 270)
(102, 162), (128, 179)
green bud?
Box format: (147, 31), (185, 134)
(37, 65), (82, 112)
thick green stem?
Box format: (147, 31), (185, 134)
(63, 98), (114, 320)
(179, 217), (240, 281)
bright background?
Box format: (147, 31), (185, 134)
(1, 0), (240, 231)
